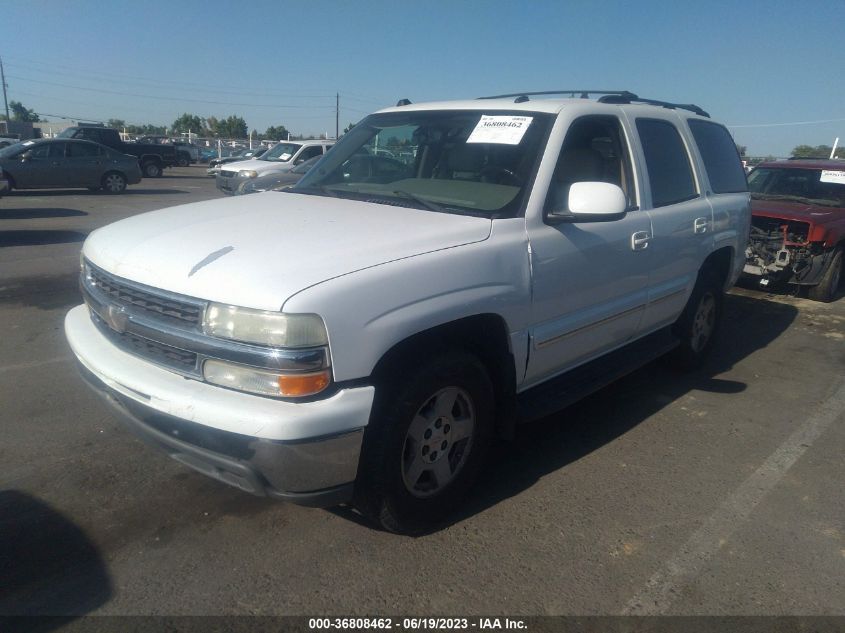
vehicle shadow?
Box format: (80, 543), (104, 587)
(0, 271), (81, 310)
(333, 292), (799, 534)
(125, 189), (190, 194)
(4, 189), (188, 196)
(0, 208), (88, 220)
(0, 230), (88, 247)
(0, 490), (112, 624)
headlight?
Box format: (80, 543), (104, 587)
(238, 169), (258, 178)
(203, 303), (328, 348)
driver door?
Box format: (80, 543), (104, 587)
(524, 115), (652, 387)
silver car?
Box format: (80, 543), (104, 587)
(0, 138), (142, 193)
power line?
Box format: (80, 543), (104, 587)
(728, 117), (845, 129)
(4, 59), (338, 100)
(7, 75), (338, 109)
(3, 53), (344, 99)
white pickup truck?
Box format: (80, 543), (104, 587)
(65, 91), (750, 533)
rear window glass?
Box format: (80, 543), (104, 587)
(688, 120), (747, 193)
(636, 118), (697, 208)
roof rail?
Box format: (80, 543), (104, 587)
(478, 90), (636, 102)
(597, 93), (710, 118)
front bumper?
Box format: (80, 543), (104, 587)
(215, 173), (241, 195)
(65, 304), (374, 506)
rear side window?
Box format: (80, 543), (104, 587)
(636, 118), (697, 208)
(688, 120), (747, 193)
(67, 142), (101, 158)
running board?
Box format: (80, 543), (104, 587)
(516, 327), (679, 424)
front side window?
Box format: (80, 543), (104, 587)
(261, 143), (302, 162)
(748, 167), (845, 207)
(636, 118), (697, 208)
(295, 145), (323, 163)
(293, 109), (553, 217)
(544, 115), (637, 212)
(687, 119), (747, 194)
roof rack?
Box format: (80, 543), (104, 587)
(597, 93), (710, 118)
(478, 90), (635, 102)
(477, 90), (710, 118)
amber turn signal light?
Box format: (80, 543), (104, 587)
(277, 370), (331, 397)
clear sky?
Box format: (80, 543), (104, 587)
(1, 0), (843, 156)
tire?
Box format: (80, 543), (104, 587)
(101, 172), (127, 194)
(142, 161), (163, 178)
(177, 152), (190, 168)
(354, 351), (494, 534)
(808, 248), (842, 303)
(667, 266), (723, 370)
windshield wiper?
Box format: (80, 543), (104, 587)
(287, 185), (337, 198)
(392, 189), (446, 213)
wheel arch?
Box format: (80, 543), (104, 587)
(702, 245), (734, 290)
(370, 313), (518, 439)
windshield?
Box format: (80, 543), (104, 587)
(748, 167), (845, 207)
(291, 110), (553, 216)
(261, 142), (302, 162)
(0, 140), (36, 158)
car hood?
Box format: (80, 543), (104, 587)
(223, 158), (292, 174)
(751, 199), (844, 225)
(83, 192), (492, 311)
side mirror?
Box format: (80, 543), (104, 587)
(549, 182), (627, 222)
(20, 151), (33, 162)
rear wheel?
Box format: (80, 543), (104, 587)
(141, 161), (162, 178)
(102, 172), (127, 194)
(808, 248), (842, 303)
(354, 351), (494, 534)
(667, 267), (723, 370)
(177, 152), (190, 167)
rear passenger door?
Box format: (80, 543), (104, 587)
(66, 141), (104, 187)
(630, 116), (713, 332)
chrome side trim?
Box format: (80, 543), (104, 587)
(536, 304), (645, 350)
(648, 287), (687, 306)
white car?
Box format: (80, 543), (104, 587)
(216, 139), (333, 194)
(66, 91), (749, 533)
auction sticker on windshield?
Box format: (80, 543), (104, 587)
(467, 115), (533, 145)
(820, 170), (845, 185)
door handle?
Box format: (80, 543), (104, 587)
(631, 231), (651, 251)
(694, 217), (710, 234)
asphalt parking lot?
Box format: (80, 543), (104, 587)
(1, 167), (843, 617)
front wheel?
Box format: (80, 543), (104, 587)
(667, 267), (723, 370)
(101, 172), (127, 194)
(808, 248), (842, 303)
(354, 351), (494, 534)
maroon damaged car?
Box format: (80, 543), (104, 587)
(744, 159), (845, 301)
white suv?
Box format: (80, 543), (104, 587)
(66, 91), (749, 533)
(216, 139), (333, 194)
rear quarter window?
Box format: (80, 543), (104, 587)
(687, 119), (747, 193)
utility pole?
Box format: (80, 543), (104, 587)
(336, 92), (339, 139)
(0, 56), (10, 122)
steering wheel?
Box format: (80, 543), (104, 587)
(480, 167), (521, 186)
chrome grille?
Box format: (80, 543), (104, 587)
(87, 264), (204, 326)
(91, 312), (199, 373)
(220, 170), (237, 178)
